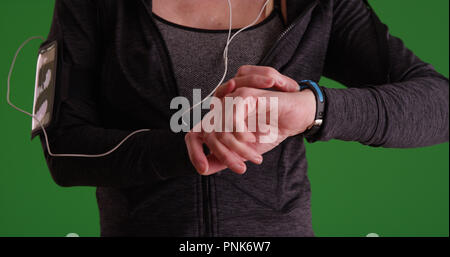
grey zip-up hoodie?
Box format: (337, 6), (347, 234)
(38, 0), (448, 236)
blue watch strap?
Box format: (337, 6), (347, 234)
(298, 80), (326, 137)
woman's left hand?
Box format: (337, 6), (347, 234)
(185, 65), (317, 175)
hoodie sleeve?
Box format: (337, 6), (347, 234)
(317, 0), (449, 147)
(39, 0), (196, 188)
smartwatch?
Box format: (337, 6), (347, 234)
(298, 80), (325, 138)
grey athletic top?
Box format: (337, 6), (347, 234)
(153, 10), (284, 103)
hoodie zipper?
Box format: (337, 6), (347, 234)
(195, 9), (308, 235)
(258, 20), (297, 66)
(140, 0), (313, 237)
(202, 176), (213, 236)
(139, 0), (214, 237)
(259, 1), (318, 66)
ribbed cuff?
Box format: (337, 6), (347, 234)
(313, 87), (379, 143)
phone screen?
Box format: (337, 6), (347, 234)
(31, 41), (57, 138)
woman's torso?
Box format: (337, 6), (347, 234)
(96, 0), (328, 236)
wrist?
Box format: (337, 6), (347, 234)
(283, 89), (316, 137)
(300, 89), (317, 130)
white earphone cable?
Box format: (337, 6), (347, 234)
(7, 0), (271, 158)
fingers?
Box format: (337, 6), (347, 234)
(215, 66), (299, 101)
(234, 97), (257, 143)
(234, 131), (257, 143)
(202, 154), (227, 176)
(232, 75), (275, 92)
(185, 132), (209, 175)
(203, 132), (247, 174)
(236, 65), (300, 92)
(214, 75), (274, 99)
(220, 92), (257, 143)
(214, 79), (236, 98)
(216, 132), (262, 165)
(188, 101), (260, 176)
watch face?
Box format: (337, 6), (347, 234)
(32, 41), (57, 137)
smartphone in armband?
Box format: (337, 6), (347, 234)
(31, 41), (58, 139)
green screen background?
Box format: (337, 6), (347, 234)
(0, 0), (448, 237)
